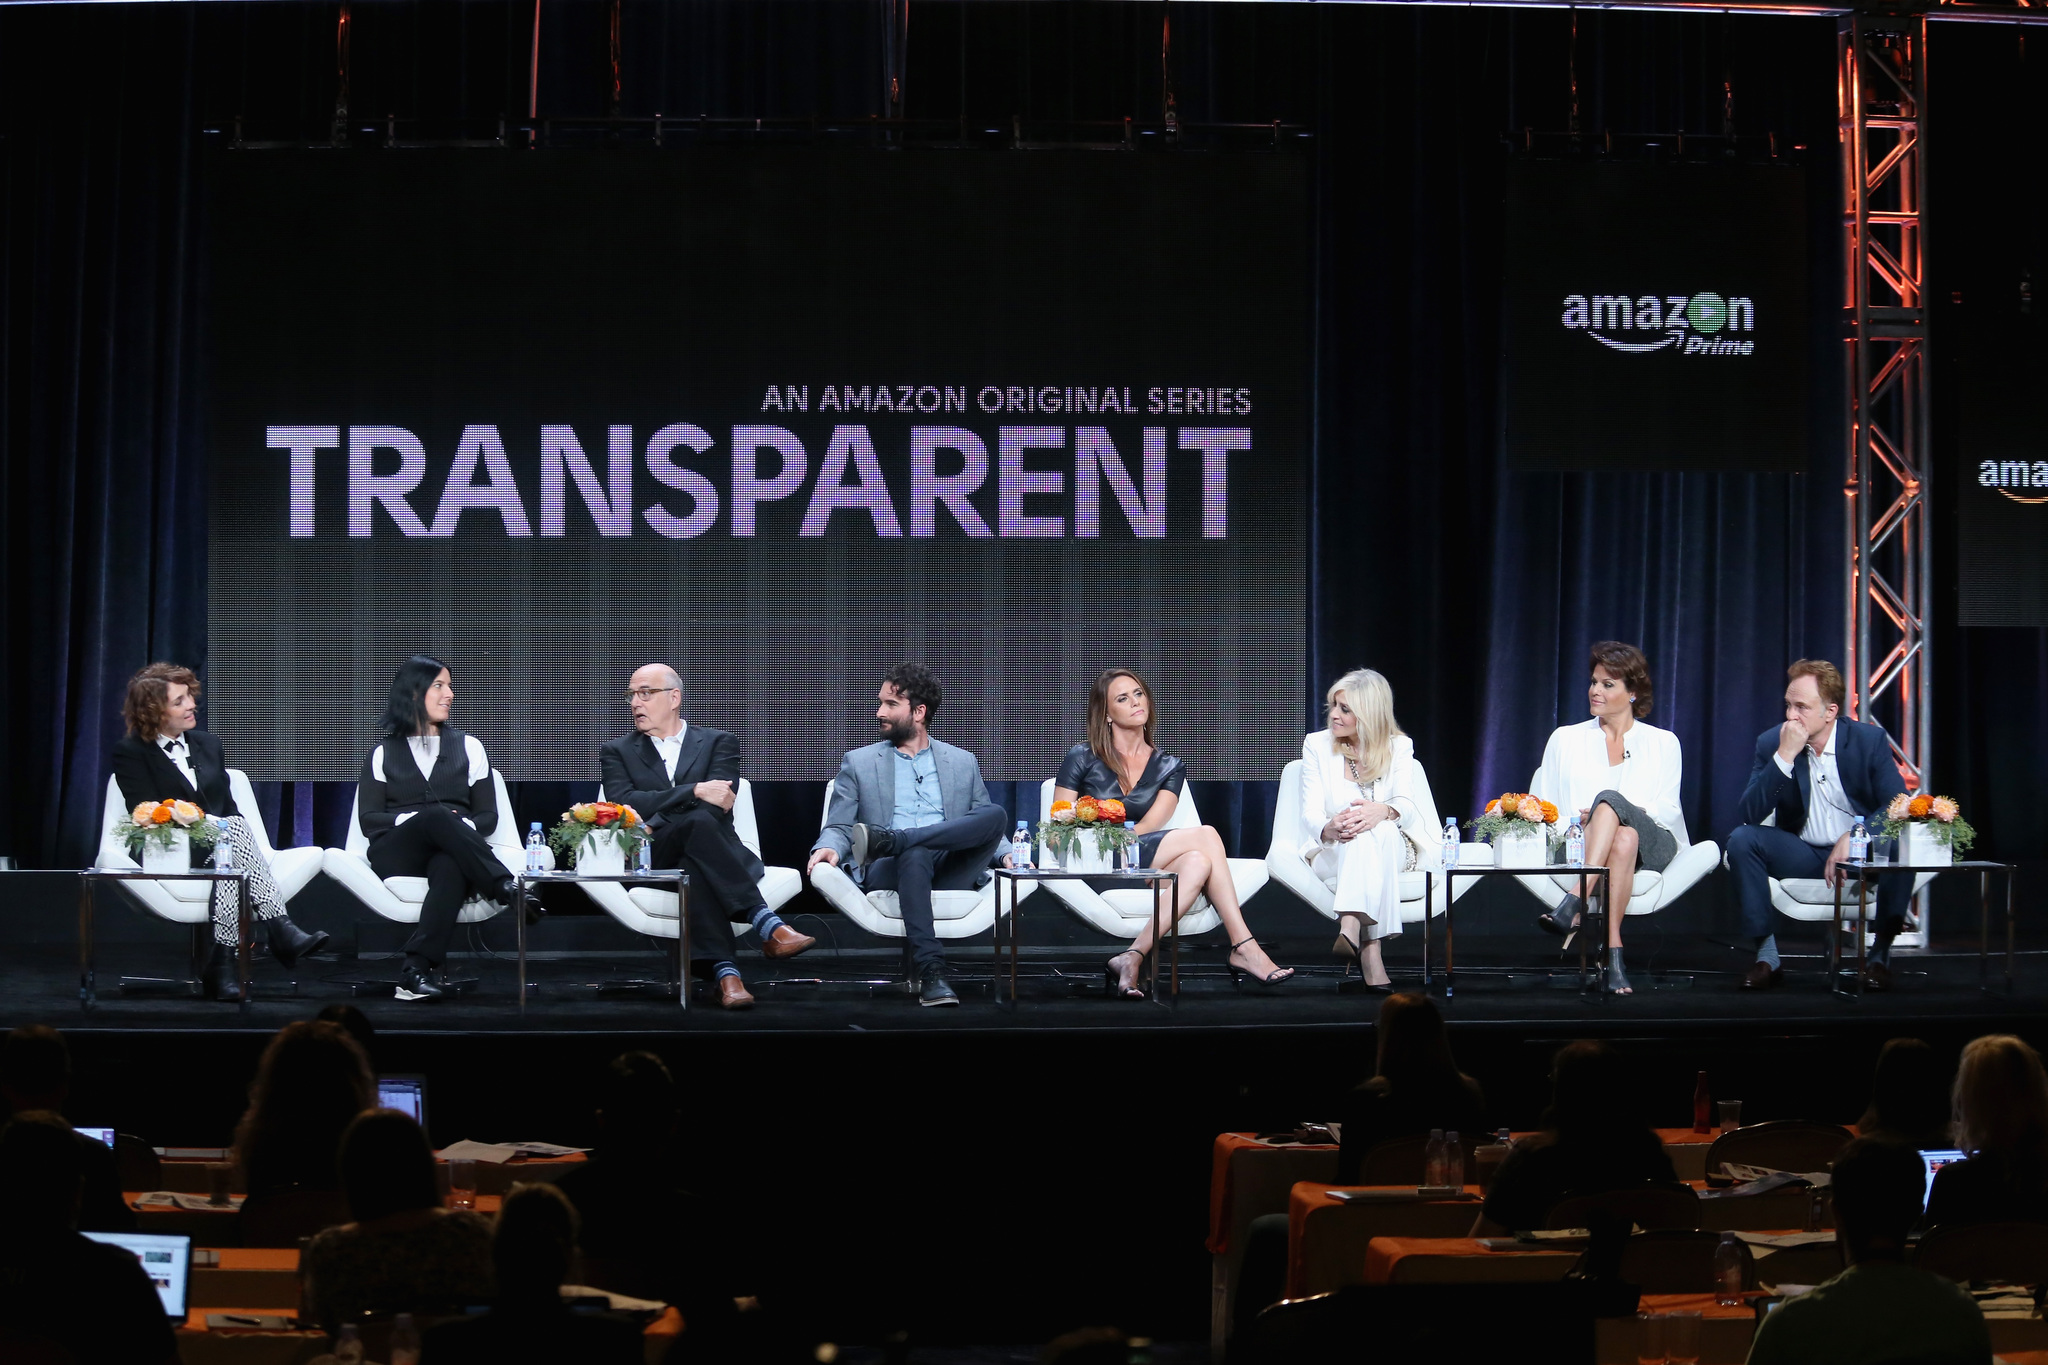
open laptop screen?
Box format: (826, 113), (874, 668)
(72, 1126), (114, 1148)
(377, 1074), (429, 1132)
(83, 1230), (191, 1319)
(1920, 1148), (1966, 1208)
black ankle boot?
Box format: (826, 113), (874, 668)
(200, 943), (243, 1003)
(264, 918), (329, 969)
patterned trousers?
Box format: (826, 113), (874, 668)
(209, 817), (290, 947)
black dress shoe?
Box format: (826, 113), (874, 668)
(916, 963), (959, 1007)
(1741, 960), (1785, 990)
(1861, 960), (1894, 992)
(852, 823), (902, 866)
(395, 964), (447, 1001)
(199, 944), (243, 1003)
(263, 918), (329, 969)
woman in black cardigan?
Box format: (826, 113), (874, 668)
(110, 662), (328, 1002)
(358, 656), (517, 1001)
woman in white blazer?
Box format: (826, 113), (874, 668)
(1298, 669), (1432, 992)
(1529, 641), (1690, 995)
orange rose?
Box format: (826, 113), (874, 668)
(1050, 800), (1073, 815)
(1098, 799), (1127, 823)
(1515, 796), (1545, 823)
(132, 802), (159, 826)
(1908, 794), (1934, 818)
(150, 802), (174, 825)
(169, 799), (203, 827)
(1500, 793), (1521, 815)
(1075, 796), (1101, 823)
(620, 806), (640, 827)
(570, 803), (597, 824)
(1539, 800), (1560, 824)
(1484, 798), (1500, 815)
(592, 801), (622, 827)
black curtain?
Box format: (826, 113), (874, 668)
(5, 2), (2039, 889)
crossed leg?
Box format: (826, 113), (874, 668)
(1119, 824), (1289, 982)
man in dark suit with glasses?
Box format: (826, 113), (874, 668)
(598, 664), (814, 1010)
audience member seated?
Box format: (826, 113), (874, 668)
(422, 1182), (643, 1364)
(1747, 1137), (1990, 1365)
(316, 1003), (379, 1063)
(236, 1019), (375, 1199)
(1926, 1033), (2048, 1227)
(554, 1052), (742, 1344)
(300, 1109), (493, 1331)
(1336, 992), (1488, 1183)
(1481, 1041), (1676, 1233)
(0, 1024), (133, 1232)
(0, 1113), (178, 1365)
(1859, 1037), (1953, 1152)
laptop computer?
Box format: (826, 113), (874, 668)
(72, 1126), (114, 1148)
(377, 1074), (429, 1132)
(83, 1230), (191, 1319)
(1920, 1147), (1966, 1207)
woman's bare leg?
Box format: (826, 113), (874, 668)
(1605, 826), (1638, 950)
(1143, 825), (1290, 980)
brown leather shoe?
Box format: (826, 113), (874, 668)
(761, 924), (816, 960)
(717, 975), (755, 1010)
(1741, 961), (1784, 990)
(1860, 961), (1894, 992)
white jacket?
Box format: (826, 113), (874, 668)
(1530, 718), (1690, 850)
(1298, 730), (1431, 864)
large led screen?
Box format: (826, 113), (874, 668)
(206, 149), (1308, 781)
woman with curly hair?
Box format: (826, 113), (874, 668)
(1055, 668), (1292, 1000)
(109, 662), (329, 1001)
(233, 1020), (375, 1201)
(1526, 642), (1690, 995)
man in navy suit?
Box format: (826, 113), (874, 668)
(597, 664), (814, 1010)
(1728, 659), (1911, 991)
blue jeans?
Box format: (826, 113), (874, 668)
(1726, 823), (1911, 939)
(862, 804), (1010, 968)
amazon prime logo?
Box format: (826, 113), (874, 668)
(1561, 292), (1756, 356)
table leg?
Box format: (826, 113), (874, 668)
(1422, 872), (1433, 989)
(677, 875), (690, 1012)
(1830, 876), (1843, 995)
(1149, 874), (1165, 1007)
(1856, 874), (1869, 998)
(78, 874), (95, 1012)
(1980, 868), (1990, 992)
(1009, 876), (1019, 1005)
(2007, 869), (2017, 995)
(1445, 870), (1456, 1000)
(1577, 870), (1590, 991)
(237, 871), (253, 1019)
(993, 876), (1005, 1007)
(516, 879), (528, 1015)
(1168, 874), (1180, 1005)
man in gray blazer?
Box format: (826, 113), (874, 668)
(807, 662), (1012, 1006)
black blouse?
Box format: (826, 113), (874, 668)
(1055, 743), (1187, 825)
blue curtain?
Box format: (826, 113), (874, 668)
(5, 2), (2039, 878)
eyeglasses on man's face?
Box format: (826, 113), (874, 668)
(624, 687), (680, 703)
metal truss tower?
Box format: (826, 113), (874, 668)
(1840, 12), (1931, 793)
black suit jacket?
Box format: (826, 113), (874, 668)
(1734, 716), (1907, 837)
(597, 725), (765, 882)
(109, 730), (240, 819)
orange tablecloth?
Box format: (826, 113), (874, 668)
(1286, 1186), (1486, 1298)
(1206, 1134), (1338, 1255)
(1364, 1235), (1578, 1285)
(175, 1305), (680, 1365)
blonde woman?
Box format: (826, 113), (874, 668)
(1926, 1035), (2048, 1226)
(1297, 670), (1429, 992)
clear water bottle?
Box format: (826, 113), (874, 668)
(1564, 815), (1584, 867)
(636, 838), (652, 874)
(525, 822), (546, 873)
(214, 822), (235, 872)
(1423, 1128), (1447, 1186)
(1443, 1131), (1465, 1188)
(1848, 816), (1870, 865)
(1713, 1232), (1745, 1305)
(1496, 1126), (1513, 1148)
(1011, 821), (1033, 869)
(1441, 817), (1460, 870)
(389, 1312), (421, 1365)
(1122, 821), (1140, 871)
(332, 1324), (364, 1365)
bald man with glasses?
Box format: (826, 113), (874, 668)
(597, 664), (814, 1009)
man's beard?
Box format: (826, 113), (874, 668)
(879, 714), (916, 747)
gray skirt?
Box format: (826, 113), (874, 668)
(1588, 789), (1678, 872)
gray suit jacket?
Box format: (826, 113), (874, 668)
(811, 738), (994, 866)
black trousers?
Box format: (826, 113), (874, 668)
(862, 804), (1010, 968)
(650, 805), (767, 972)
(366, 807), (508, 966)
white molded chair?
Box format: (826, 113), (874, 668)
(1263, 758), (1484, 931)
(576, 781), (803, 940)
(1510, 771), (1721, 923)
(1724, 818), (1935, 950)
(1033, 778), (1269, 940)
(322, 770), (539, 927)
(807, 784), (1034, 941)
(95, 770), (326, 925)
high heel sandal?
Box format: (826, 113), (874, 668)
(1104, 949), (1146, 1001)
(1228, 936), (1295, 991)
(1333, 933), (1393, 993)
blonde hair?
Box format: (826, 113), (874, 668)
(1953, 1035), (2048, 1171)
(1325, 669), (1403, 786)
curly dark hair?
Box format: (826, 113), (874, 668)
(232, 1021), (375, 1198)
(1588, 641), (1654, 718)
(123, 662), (201, 738)
(882, 661), (943, 724)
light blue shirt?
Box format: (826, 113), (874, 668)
(892, 744), (944, 831)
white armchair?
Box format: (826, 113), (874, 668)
(321, 770), (537, 928)
(806, 783), (1034, 942)
(1263, 758), (1477, 931)
(1033, 778), (1268, 940)
(576, 781), (803, 940)
(1724, 829), (1935, 951)
(94, 772), (325, 972)
(1511, 769), (1721, 921)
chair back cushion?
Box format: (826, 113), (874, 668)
(1545, 1181), (1701, 1231)
(1701, 1120), (1853, 1180)
(1616, 1230), (1752, 1294)
(1914, 1221), (2048, 1285)
(1269, 760), (1306, 862)
(1352, 1134), (1432, 1186)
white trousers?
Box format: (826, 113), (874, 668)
(1312, 821), (1405, 941)
(208, 817), (289, 947)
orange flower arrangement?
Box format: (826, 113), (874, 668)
(1471, 790), (1561, 846)
(121, 797), (220, 856)
(1039, 791), (1139, 859)
(1881, 789), (1975, 853)
(552, 799), (650, 864)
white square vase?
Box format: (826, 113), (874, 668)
(576, 828), (627, 874)
(141, 830), (191, 875)
(1060, 829), (1113, 874)
(1494, 827), (1548, 869)
(1899, 822), (1953, 868)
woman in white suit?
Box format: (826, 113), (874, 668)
(1529, 641), (1689, 996)
(1298, 669), (1431, 992)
